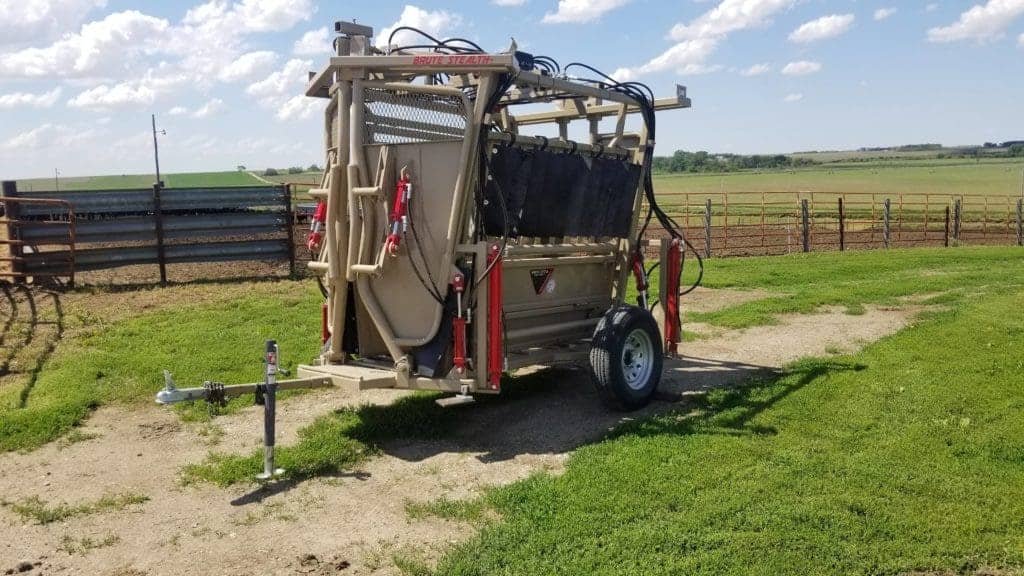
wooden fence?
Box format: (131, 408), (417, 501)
(647, 191), (1024, 257)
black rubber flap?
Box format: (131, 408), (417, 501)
(482, 146), (641, 238)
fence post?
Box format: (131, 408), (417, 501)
(704, 198), (712, 258)
(838, 197), (845, 251)
(1017, 198), (1023, 247)
(1, 180), (23, 282)
(953, 198), (962, 243)
(284, 184), (296, 278)
(883, 198), (891, 249)
(800, 199), (810, 252)
(152, 183), (167, 286)
(944, 206), (950, 247)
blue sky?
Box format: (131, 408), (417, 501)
(0, 0), (1022, 179)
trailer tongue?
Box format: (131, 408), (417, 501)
(155, 20), (702, 479)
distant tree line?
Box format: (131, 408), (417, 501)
(652, 150), (818, 174)
(263, 164), (322, 176)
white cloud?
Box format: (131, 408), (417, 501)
(293, 27), (331, 55)
(493, 0), (527, 5)
(1019, 32), (1024, 45)
(740, 63), (771, 76)
(0, 0), (107, 45)
(618, 0), (797, 80)
(0, 10), (169, 78)
(183, 0), (314, 34)
(164, 0), (313, 86)
(377, 6), (462, 48)
(789, 14), (855, 43)
(0, 87), (62, 109)
(276, 95), (323, 121)
(218, 50), (277, 82)
(927, 0), (1024, 43)
(670, 0), (797, 41)
(874, 7), (898, 21)
(67, 82), (156, 109)
(783, 93), (804, 103)
(247, 58), (323, 120)
(2, 123), (96, 150)
(191, 98), (224, 118)
(542, 0), (631, 24)
(612, 38), (719, 80)
(926, 3), (939, 12)
(168, 106), (189, 116)
(781, 60), (822, 76)
(247, 58), (311, 99)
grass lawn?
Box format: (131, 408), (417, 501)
(432, 287), (1024, 575)
(0, 280), (321, 452)
(14, 171), (265, 191)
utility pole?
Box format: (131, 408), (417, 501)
(54, 168), (60, 192)
(151, 114), (166, 187)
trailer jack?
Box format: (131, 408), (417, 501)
(156, 340), (332, 481)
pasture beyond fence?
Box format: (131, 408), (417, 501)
(654, 191), (1024, 257)
(1, 181), (295, 285)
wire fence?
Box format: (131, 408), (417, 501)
(645, 191), (1024, 257)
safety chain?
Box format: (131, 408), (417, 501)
(203, 380), (227, 407)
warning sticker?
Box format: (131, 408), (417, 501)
(530, 268), (554, 295)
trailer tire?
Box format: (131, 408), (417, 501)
(589, 305), (663, 411)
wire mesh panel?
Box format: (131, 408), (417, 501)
(363, 88), (468, 144)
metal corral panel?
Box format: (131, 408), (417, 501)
(7, 184), (294, 278)
(11, 189), (154, 216)
(164, 239), (290, 263)
(161, 187), (287, 211)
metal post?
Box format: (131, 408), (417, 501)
(284, 184), (296, 278)
(800, 198), (810, 252)
(883, 198), (891, 249)
(838, 197), (845, 251)
(953, 199), (962, 243)
(257, 340), (284, 480)
(151, 114), (165, 187)
(944, 206), (950, 247)
(54, 169), (60, 192)
(704, 198), (712, 258)
(1016, 198), (1022, 247)
(1, 181), (23, 282)
(152, 184), (167, 285)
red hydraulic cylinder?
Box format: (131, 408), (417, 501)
(664, 238), (682, 356)
(452, 273), (467, 374)
(486, 244), (503, 390)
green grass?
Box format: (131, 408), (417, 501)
(654, 157), (1024, 199)
(182, 392), (457, 486)
(14, 170), (264, 191)
(678, 246), (1024, 328)
(0, 281), (321, 452)
(182, 369), (565, 486)
(431, 287), (1024, 575)
(2, 492), (148, 525)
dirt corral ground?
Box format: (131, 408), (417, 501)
(0, 286), (926, 575)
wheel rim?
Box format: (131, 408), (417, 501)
(621, 328), (654, 391)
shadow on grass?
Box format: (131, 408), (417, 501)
(0, 284), (65, 407)
(610, 358), (867, 441)
(189, 357), (822, 492)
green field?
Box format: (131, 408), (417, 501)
(653, 157), (1024, 200)
(13, 170), (265, 191)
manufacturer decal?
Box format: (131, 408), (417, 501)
(412, 55), (495, 66)
(530, 268), (554, 295)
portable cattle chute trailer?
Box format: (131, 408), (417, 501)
(157, 21), (703, 478)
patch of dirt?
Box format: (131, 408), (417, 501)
(0, 288), (927, 575)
